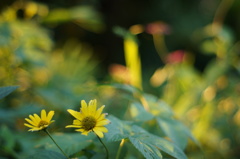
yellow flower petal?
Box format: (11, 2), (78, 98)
(66, 125), (81, 128)
(24, 123), (35, 128)
(41, 109), (47, 121)
(95, 105), (105, 119)
(89, 99), (97, 115)
(33, 114), (41, 123)
(24, 110), (55, 132)
(25, 118), (37, 126)
(81, 130), (90, 136)
(29, 115), (38, 125)
(81, 100), (88, 116)
(28, 127), (42, 131)
(47, 111), (54, 122)
(73, 119), (81, 125)
(49, 120), (55, 124)
(96, 119), (110, 127)
(75, 128), (84, 132)
(94, 129), (104, 138)
(66, 99), (109, 137)
(93, 126), (108, 133)
(97, 113), (106, 121)
(67, 109), (82, 120)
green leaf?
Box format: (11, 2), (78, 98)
(145, 93), (196, 149)
(110, 83), (141, 95)
(129, 134), (162, 159)
(0, 86), (19, 100)
(113, 26), (129, 38)
(26, 149), (66, 159)
(105, 115), (132, 142)
(0, 125), (16, 152)
(0, 22), (11, 46)
(204, 60), (228, 85)
(130, 102), (154, 122)
(156, 115), (200, 149)
(156, 117), (189, 149)
(145, 94), (173, 117)
(43, 6), (104, 32)
(42, 8), (71, 23)
(36, 133), (94, 156)
(105, 116), (187, 159)
(0, 105), (40, 124)
(130, 126), (188, 159)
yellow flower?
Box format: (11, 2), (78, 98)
(24, 109), (55, 131)
(66, 99), (110, 138)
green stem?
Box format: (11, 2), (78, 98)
(96, 134), (109, 159)
(44, 129), (70, 159)
(115, 139), (125, 159)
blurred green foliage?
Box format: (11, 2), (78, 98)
(1, 0), (240, 159)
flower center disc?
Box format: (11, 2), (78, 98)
(82, 116), (96, 131)
(38, 120), (48, 128)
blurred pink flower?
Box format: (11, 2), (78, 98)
(166, 50), (185, 64)
(146, 21), (171, 35)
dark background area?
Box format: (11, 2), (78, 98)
(3, 0), (237, 73)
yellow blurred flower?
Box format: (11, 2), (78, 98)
(24, 109), (55, 131)
(66, 99), (110, 138)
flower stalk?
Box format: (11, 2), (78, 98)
(115, 139), (125, 159)
(96, 133), (109, 159)
(44, 129), (70, 159)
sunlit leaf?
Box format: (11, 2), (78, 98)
(201, 39), (217, 54)
(43, 8), (71, 23)
(130, 102), (154, 121)
(204, 60), (228, 85)
(43, 6), (104, 32)
(145, 94), (173, 117)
